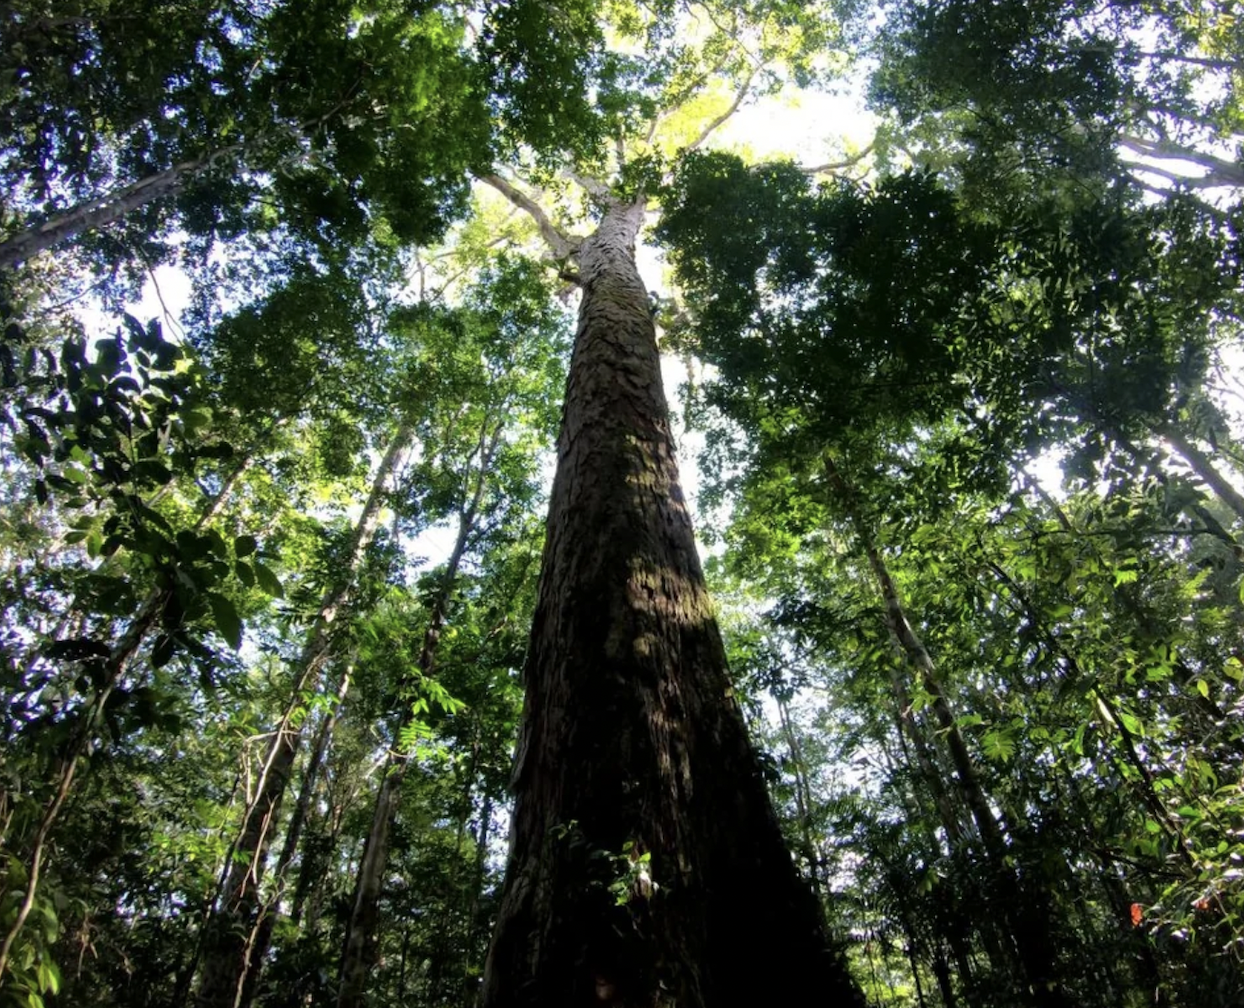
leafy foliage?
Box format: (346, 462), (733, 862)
(4, 0), (1244, 1005)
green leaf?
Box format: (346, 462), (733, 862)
(135, 460), (173, 485)
(37, 959), (60, 994)
(1071, 722), (1088, 756)
(208, 593), (243, 649)
(151, 634), (175, 669)
(1196, 679), (1210, 699)
(981, 727), (1016, 762)
(253, 563), (283, 598)
(205, 529), (229, 558)
(182, 408), (212, 434)
(234, 534), (258, 558)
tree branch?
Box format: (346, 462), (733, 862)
(684, 64), (759, 153)
(1122, 157), (1235, 192)
(478, 174), (578, 261)
(1131, 179), (1228, 223)
(1136, 50), (1242, 72)
(802, 143), (875, 176)
(1119, 135), (1244, 187)
(566, 170), (613, 204)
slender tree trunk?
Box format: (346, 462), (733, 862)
(775, 696), (825, 900)
(463, 791), (492, 1003)
(480, 198), (863, 1008)
(236, 671), (351, 1008)
(336, 422), (498, 1008)
(1158, 425), (1244, 524)
(826, 461), (1008, 852)
(825, 458), (1072, 1008)
(0, 145), (250, 270)
(932, 944), (959, 1008)
(333, 756), (405, 1005)
(887, 663), (969, 847)
(906, 935), (929, 1008)
(194, 424), (412, 1008)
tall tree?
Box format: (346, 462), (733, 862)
(472, 5), (869, 1001)
(483, 190), (861, 1008)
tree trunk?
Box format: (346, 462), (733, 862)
(336, 421), (498, 1008)
(463, 791), (493, 1002)
(825, 458), (1071, 1008)
(0, 145), (247, 270)
(480, 198), (863, 1008)
(887, 662), (969, 847)
(1158, 424), (1244, 524)
(932, 945), (959, 1008)
(194, 424), (412, 1008)
(906, 934), (929, 1008)
(775, 696), (825, 901)
(237, 671), (351, 1008)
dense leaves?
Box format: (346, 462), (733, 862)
(656, 28), (1244, 1002)
(4, 0), (1244, 1005)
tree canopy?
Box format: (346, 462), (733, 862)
(2, 1), (1244, 1006)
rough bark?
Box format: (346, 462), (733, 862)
(195, 424), (412, 1008)
(481, 198), (863, 1008)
